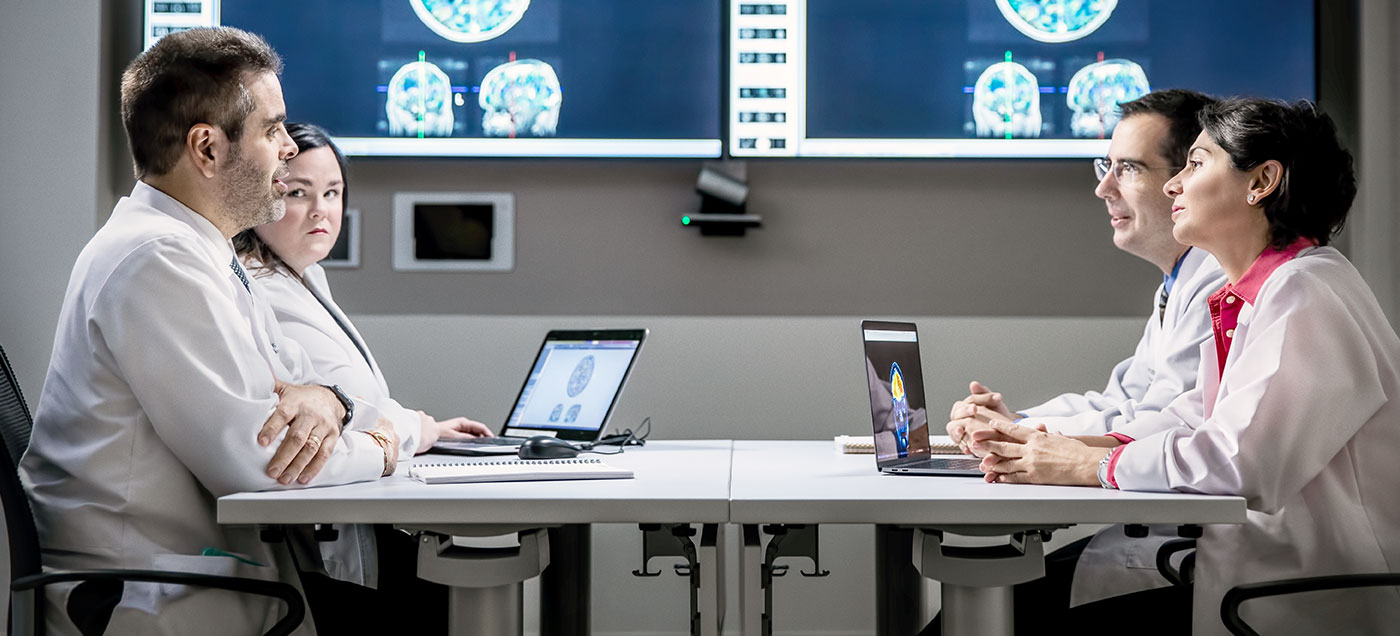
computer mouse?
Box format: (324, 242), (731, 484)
(518, 435), (581, 460)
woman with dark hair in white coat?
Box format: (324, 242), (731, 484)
(966, 98), (1400, 635)
(234, 122), (492, 633)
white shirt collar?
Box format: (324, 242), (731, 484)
(129, 180), (237, 264)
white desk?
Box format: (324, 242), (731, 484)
(728, 441), (1247, 636)
(219, 440), (733, 636)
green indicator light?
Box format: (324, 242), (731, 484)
(681, 216), (691, 225)
(1004, 50), (1013, 62)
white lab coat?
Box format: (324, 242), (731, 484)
(1113, 246), (1400, 635)
(247, 262), (423, 457)
(1019, 248), (1228, 606)
(20, 182), (385, 636)
(245, 261), (429, 588)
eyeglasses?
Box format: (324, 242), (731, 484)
(1093, 157), (1183, 186)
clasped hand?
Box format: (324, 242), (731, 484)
(258, 380), (348, 485)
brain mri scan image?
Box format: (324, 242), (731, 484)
(387, 60), (455, 137)
(567, 355), (594, 398)
(995, 0), (1118, 43)
(409, 0), (531, 43)
(973, 60), (1042, 138)
(890, 362), (910, 457)
(564, 404), (581, 424)
(480, 59), (562, 137)
(549, 403), (564, 422)
(1067, 58), (1150, 138)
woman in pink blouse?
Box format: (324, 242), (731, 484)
(965, 99), (1400, 635)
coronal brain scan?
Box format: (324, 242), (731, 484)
(567, 355), (595, 398)
(479, 59), (562, 137)
(973, 60), (1042, 139)
(386, 60), (455, 137)
(409, 0), (531, 43)
(1067, 59), (1150, 138)
(995, 0), (1118, 43)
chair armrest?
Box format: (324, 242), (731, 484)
(12, 568), (305, 636)
(1155, 538), (1196, 586)
(1221, 572), (1400, 636)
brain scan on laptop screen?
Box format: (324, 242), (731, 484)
(862, 325), (932, 461)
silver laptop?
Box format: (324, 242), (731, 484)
(861, 321), (981, 476)
(432, 329), (647, 454)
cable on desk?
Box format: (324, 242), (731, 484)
(582, 417), (651, 455)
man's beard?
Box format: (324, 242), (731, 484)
(221, 144), (285, 232)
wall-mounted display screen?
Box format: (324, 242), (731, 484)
(144, 0), (722, 158)
(728, 0), (1316, 158)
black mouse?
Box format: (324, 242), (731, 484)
(517, 435), (581, 460)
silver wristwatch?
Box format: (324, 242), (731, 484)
(1097, 451), (1115, 489)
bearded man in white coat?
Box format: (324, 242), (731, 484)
(928, 90), (1227, 636)
(20, 27), (401, 635)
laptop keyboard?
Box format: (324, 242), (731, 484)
(894, 457), (982, 471)
(468, 436), (530, 446)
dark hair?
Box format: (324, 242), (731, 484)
(120, 27), (282, 178)
(1199, 98), (1356, 249)
(234, 123), (350, 280)
(1118, 89), (1218, 168)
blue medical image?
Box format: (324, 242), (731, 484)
(566, 355), (594, 398)
(890, 362), (910, 457)
(564, 404), (581, 423)
(549, 403), (564, 422)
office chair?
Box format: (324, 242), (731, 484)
(0, 344), (306, 636)
(1148, 521), (1399, 635)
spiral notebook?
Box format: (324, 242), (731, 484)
(835, 435), (961, 455)
(409, 458), (634, 484)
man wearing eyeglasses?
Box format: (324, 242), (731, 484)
(930, 90), (1228, 635)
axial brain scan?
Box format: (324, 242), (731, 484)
(973, 61), (1042, 138)
(409, 0), (531, 43)
(995, 0), (1118, 43)
(479, 59), (562, 137)
(387, 60), (455, 137)
(567, 355), (595, 398)
(1067, 59), (1150, 138)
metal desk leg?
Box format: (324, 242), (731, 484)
(632, 524), (724, 636)
(697, 524), (725, 636)
(541, 524), (590, 636)
(414, 528), (551, 636)
(739, 524), (763, 636)
(875, 525), (923, 636)
(911, 528), (1047, 636)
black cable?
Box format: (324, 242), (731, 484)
(581, 417), (652, 454)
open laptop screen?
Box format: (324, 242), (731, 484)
(502, 331), (644, 440)
(861, 322), (933, 464)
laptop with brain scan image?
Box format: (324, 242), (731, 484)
(432, 329), (647, 454)
(861, 321), (982, 476)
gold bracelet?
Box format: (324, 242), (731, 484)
(365, 430), (395, 477)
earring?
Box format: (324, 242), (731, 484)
(1248, 195), (1256, 204)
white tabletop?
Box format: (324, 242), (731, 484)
(218, 440), (733, 526)
(728, 441), (1246, 526)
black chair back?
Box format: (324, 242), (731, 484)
(0, 345), (32, 470)
(0, 344), (43, 580)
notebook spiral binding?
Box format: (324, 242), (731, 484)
(418, 458), (602, 468)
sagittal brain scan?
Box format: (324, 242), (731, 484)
(479, 59), (562, 137)
(1067, 59), (1150, 138)
(973, 60), (1042, 138)
(995, 0), (1118, 43)
(890, 362), (910, 457)
(549, 404), (564, 422)
(564, 404), (581, 424)
(387, 60), (455, 137)
(409, 0), (531, 43)
(567, 355), (595, 398)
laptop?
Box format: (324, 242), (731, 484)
(432, 329), (647, 454)
(860, 320), (982, 476)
